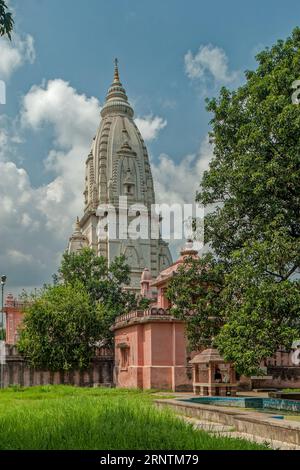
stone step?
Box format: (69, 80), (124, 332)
(179, 415), (234, 432)
(177, 414), (300, 450)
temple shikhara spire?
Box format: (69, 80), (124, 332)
(68, 60), (172, 290)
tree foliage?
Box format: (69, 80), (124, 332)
(198, 28), (300, 261)
(166, 254), (225, 350)
(0, 1), (13, 39)
(18, 283), (102, 371)
(168, 28), (300, 375)
(18, 248), (144, 370)
(58, 248), (136, 313)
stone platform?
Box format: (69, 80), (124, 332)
(155, 397), (300, 448)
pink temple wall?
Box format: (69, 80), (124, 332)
(114, 318), (192, 391)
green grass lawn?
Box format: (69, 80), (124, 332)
(0, 385), (268, 450)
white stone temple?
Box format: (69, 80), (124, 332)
(68, 60), (172, 291)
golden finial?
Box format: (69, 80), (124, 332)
(114, 58), (120, 82)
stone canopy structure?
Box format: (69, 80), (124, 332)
(68, 60), (172, 291)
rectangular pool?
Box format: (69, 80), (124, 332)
(180, 396), (300, 413)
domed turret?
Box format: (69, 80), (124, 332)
(179, 239), (198, 258)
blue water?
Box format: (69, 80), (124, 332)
(180, 396), (300, 413)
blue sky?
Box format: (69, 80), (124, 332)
(1, 0), (300, 293)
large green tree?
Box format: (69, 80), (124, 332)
(0, 1), (13, 39)
(18, 249), (146, 370)
(57, 248), (145, 344)
(166, 254), (225, 351)
(199, 29), (300, 261)
(169, 28), (300, 375)
(17, 283), (103, 371)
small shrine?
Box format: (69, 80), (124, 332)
(190, 348), (237, 396)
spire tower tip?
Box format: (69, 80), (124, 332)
(114, 58), (120, 82)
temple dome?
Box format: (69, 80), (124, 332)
(86, 59), (155, 209)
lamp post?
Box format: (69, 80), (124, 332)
(1, 275), (6, 339)
(0, 275), (6, 389)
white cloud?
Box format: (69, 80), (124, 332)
(134, 115), (167, 141)
(21, 79), (101, 236)
(0, 76), (182, 292)
(151, 136), (214, 258)
(22, 79), (99, 148)
(0, 34), (35, 79)
(7, 249), (34, 265)
(0, 80), (101, 292)
(152, 135), (213, 205)
(184, 44), (239, 85)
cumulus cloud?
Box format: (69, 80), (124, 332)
(20, 79), (101, 234)
(0, 80), (101, 293)
(0, 75), (186, 293)
(134, 115), (167, 141)
(184, 44), (239, 85)
(0, 160), (48, 290)
(151, 136), (214, 258)
(152, 135), (213, 205)
(22, 79), (99, 148)
(0, 34), (35, 79)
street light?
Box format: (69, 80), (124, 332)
(0, 275), (6, 389)
(0, 275), (6, 339)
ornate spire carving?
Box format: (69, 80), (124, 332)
(101, 60), (134, 118)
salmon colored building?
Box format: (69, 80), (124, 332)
(112, 241), (199, 391)
(4, 293), (25, 345)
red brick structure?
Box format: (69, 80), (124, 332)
(4, 293), (25, 345)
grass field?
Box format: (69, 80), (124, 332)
(0, 385), (268, 450)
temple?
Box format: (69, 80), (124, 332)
(67, 60), (172, 291)
(4, 62), (300, 395)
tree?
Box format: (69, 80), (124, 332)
(0, 1), (13, 39)
(166, 254), (225, 350)
(169, 28), (300, 375)
(198, 28), (300, 263)
(216, 234), (300, 375)
(17, 283), (104, 371)
(58, 248), (135, 309)
(18, 249), (146, 369)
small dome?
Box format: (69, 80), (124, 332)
(180, 239), (198, 257)
(141, 268), (152, 283)
(190, 348), (225, 364)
